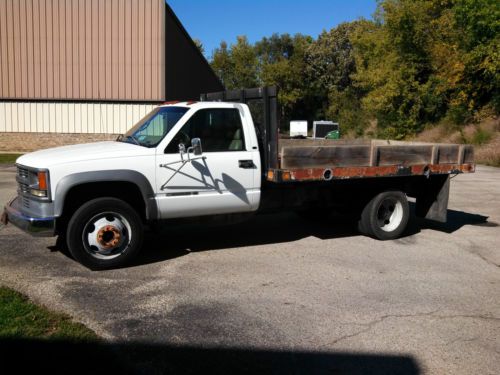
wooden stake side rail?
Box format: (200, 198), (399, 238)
(267, 141), (475, 183)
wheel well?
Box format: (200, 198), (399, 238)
(58, 182), (146, 231)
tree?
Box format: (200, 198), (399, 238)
(211, 41), (235, 88)
(255, 34), (314, 126)
(453, 0), (500, 114)
(193, 39), (205, 55)
(306, 22), (366, 134)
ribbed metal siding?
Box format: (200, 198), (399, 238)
(0, 0), (165, 101)
(0, 101), (157, 134)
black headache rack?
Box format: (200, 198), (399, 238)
(200, 86), (280, 171)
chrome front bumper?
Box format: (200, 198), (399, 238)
(1, 197), (56, 237)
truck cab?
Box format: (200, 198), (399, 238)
(2, 101), (262, 269)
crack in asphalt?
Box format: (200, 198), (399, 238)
(445, 336), (479, 346)
(328, 310), (500, 347)
(463, 239), (500, 268)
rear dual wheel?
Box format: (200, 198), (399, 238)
(358, 191), (409, 240)
(66, 198), (144, 270)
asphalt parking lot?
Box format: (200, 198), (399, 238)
(0, 164), (499, 374)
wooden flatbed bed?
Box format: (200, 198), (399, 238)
(202, 86), (475, 226)
(267, 139), (475, 183)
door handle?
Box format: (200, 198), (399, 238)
(239, 160), (255, 169)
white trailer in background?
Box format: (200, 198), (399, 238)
(290, 121), (308, 138)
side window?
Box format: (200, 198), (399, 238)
(165, 108), (246, 153)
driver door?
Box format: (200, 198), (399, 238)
(155, 107), (259, 219)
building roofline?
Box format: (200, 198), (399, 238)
(164, 1), (224, 92)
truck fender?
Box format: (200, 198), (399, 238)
(54, 170), (158, 220)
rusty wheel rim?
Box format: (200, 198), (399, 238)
(83, 212), (132, 260)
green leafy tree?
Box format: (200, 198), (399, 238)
(209, 0), (499, 139)
(229, 36), (259, 89)
(211, 41), (235, 88)
(453, 0), (500, 115)
(256, 34), (314, 126)
(306, 22), (366, 134)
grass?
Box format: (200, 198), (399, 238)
(0, 154), (22, 164)
(0, 286), (98, 341)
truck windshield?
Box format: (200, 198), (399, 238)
(118, 106), (190, 147)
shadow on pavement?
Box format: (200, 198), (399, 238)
(408, 201), (497, 234)
(49, 207), (497, 268)
(133, 212), (367, 266)
(0, 337), (421, 374)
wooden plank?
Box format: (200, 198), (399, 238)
(457, 145), (465, 164)
(463, 145), (474, 164)
(369, 145), (379, 166)
(279, 138), (370, 150)
(436, 145), (459, 164)
(281, 145), (371, 169)
(431, 145), (438, 165)
(377, 145), (433, 166)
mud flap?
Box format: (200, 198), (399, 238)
(415, 175), (450, 223)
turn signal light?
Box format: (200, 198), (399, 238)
(38, 172), (48, 190)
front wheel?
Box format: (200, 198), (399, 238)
(358, 191), (409, 240)
(66, 198), (144, 270)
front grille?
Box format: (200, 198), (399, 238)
(17, 167), (29, 179)
(22, 197), (30, 208)
(18, 182), (30, 194)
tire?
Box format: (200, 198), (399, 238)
(66, 197), (144, 270)
(358, 191), (409, 240)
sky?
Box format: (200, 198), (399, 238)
(167, 0), (377, 58)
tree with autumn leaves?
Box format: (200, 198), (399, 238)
(209, 0), (499, 139)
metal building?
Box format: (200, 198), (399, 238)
(0, 0), (223, 150)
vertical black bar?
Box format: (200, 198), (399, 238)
(262, 87), (270, 171)
(269, 95), (279, 169)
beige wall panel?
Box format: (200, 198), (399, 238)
(91, 0), (98, 99)
(105, 0), (112, 99)
(72, 0), (79, 98)
(130, 0), (138, 100)
(150, 0), (158, 99)
(159, 1), (165, 100)
(45, 0), (54, 98)
(43, 101), (50, 133)
(98, 0), (106, 100)
(33, 0), (41, 97)
(138, 0), (145, 100)
(111, 0), (119, 98)
(6, 0), (15, 96)
(60, 0), (68, 98)
(124, 0), (132, 99)
(0, 0), (9, 97)
(52, 0), (60, 98)
(39, 0), (48, 98)
(12, 0), (21, 97)
(78, 0), (86, 98)
(84, 0), (92, 98)
(1, 0), (165, 101)
(143, 0), (152, 99)
(19, 0), (28, 97)
(118, 0), (125, 99)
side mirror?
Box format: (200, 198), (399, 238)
(191, 138), (203, 156)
